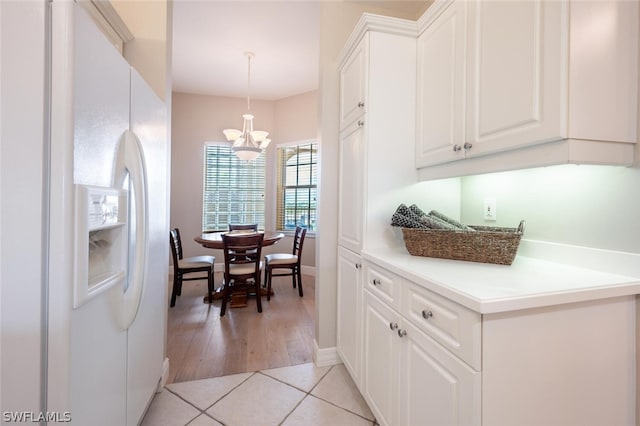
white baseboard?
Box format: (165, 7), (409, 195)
(158, 357), (170, 392)
(301, 265), (316, 276)
(313, 340), (342, 367)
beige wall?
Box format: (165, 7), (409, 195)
(170, 90), (318, 266)
(272, 91), (319, 267)
(168, 0), (429, 353)
(274, 91), (318, 143)
(111, 0), (170, 101)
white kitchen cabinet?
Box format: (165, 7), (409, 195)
(361, 248), (639, 426)
(337, 17), (418, 413)
(337, 119), (365, 254)
(363, 255), (401, 310)
(336, 247), (363, 384)
(416, 0), (638, 180)
(415, 0), (467, 167)
(362, 289), (400, 426)
(336, 14), (417, 253)
(482, 296), (636, 426)
(339, 37), (367, 130)
(361, 262), (481, 426)
(465, 0), (566, 157)
(403, 280), (481, 370)
(399, 319), (480, 426)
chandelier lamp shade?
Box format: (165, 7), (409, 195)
(223, 52), (271, 161)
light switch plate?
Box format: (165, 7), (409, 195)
(483, 198), (497, 221)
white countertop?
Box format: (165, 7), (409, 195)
(362, 247), (640, 314)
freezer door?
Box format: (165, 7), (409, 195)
(125, 70), (169, 426)
(69, 4), (129, 425)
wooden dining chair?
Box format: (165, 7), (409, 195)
(169, 228), (215, 307)
(220, 232), (264, 316)
(264, 226), (307, 300)
(228, 223), (259, 259)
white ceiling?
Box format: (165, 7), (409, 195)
(171, 1), (429, 102)
(172, 1), (321, 101)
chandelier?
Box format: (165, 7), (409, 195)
(223, 52), (271, 161)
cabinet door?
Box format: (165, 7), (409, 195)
(339, 35), (368, 129)
(416, 0), (467, 167)
(466, 0), (566, 157)
(336, 247), (362, 385)
(337, 120), (364, 253)
(362, 290), (399, 426)
(399, 320), (481, 426)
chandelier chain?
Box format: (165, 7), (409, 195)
(246, 53), (252, 111)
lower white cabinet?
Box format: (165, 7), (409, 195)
(362, 289), (400, 426)
(361, 288), (480, 426)
(352, 258), (637, 426)
(336, 247), (362, 384)
(398, 319), (480, 426)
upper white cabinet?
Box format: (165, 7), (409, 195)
(339, 39), (367, 130)
(465, 0), (566, 156)
(415, 0), (468, 167)
(567, 0), (639, 144)
(337, 14), (418, 253)
(416, 0), (638, 180)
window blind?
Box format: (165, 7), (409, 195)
(203, 144), (265, 231)
(276, 143), (317, 231)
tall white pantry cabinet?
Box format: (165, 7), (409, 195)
(336, 14), (417, 390)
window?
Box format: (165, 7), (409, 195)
(276, 142), (318, 232)
(202, 144), (265, 231)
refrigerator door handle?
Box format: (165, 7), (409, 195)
(114, 130), (149, 330)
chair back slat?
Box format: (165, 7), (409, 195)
(228, 223), (258, 231)
(221, 233), (264, 277)
(292, 226), (307, 258)
(170, 228), (183, 263)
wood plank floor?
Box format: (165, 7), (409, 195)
(166, 272), (315, 384)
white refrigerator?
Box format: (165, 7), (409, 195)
(46, 3), (170, 425)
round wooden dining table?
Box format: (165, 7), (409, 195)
(194, 230), (285, 307)
(194, 230), (285, 250)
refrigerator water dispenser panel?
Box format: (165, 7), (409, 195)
(74, 184), (128, 308)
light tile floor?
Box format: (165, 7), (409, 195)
(141, 363), (377, 426)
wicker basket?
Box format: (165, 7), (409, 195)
(401, 220), (526, 265)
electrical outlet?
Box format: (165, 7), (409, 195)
(483, 198), (497, 221)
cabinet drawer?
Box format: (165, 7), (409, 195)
(403, 281), (481, 370)
(364, 264), (400, 310)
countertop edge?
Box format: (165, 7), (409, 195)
(361, 248), (640, 314)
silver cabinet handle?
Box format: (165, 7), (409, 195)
(389, 322), (398, 331)
(421, 310), (433, 320)
(463, 142), (473, 150)
(358, 101), (365, 108)
(357, 120), (365, 127)
(372, 278), (380, 286)
(397, 329), (407, 338)
(453, 144), (462, 152)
